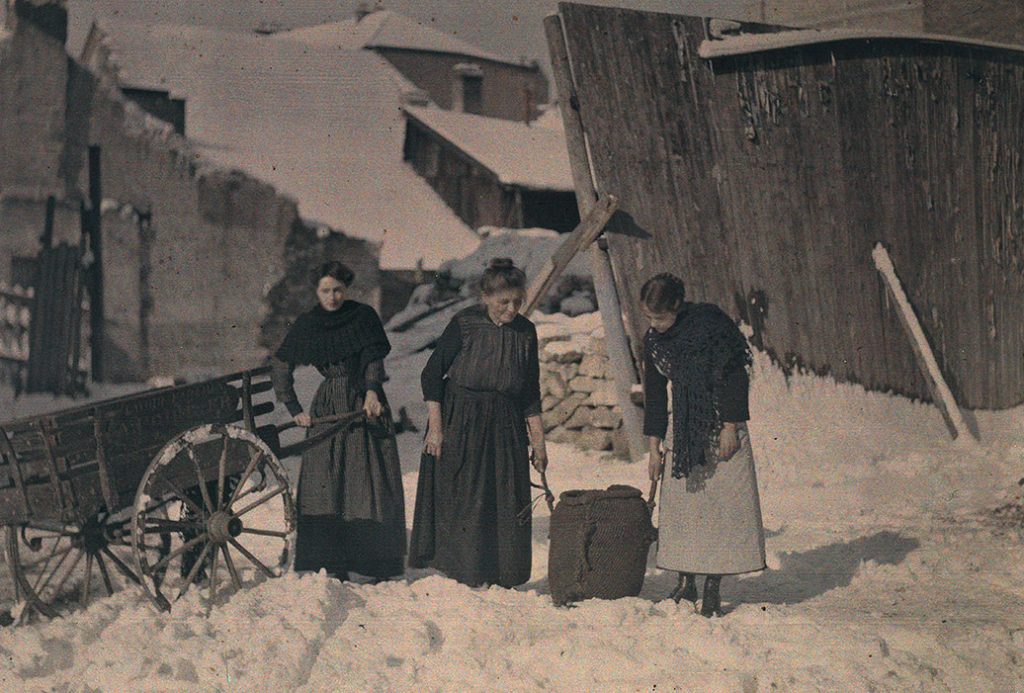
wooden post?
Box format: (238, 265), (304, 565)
(545, 13), (647, 463)
(242, 371), (256, 432)
(872, 243), (974, 441)
(41, 195), (55, 248)
(88, 145), (104, 382)
(523, 192), (618, 317)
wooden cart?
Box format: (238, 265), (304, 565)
(0, 366), (302, 620)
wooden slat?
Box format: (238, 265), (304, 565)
(873, 244), (971, 440)
(93, 413), (118, 511)
(0, 426), (31, 519)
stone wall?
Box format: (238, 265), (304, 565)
(537, 315), (628, 457)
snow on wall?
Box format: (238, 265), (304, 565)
(404, 105), (574, 192)
(89, 19), (480, 271)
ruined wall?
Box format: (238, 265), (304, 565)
(0, 11), (80, 286)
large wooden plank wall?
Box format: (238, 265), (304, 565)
(558, 3), (1024, 409)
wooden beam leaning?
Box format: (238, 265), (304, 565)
(872, 243), (974, 441)
(523, 192), (619, 317)
(545, 13), (647, 463)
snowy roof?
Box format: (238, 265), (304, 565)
(279, 10), (518, 66)
(84, 19), (480, 271)
(699, 27), (1024, 59)
(404, 106), (574, 192)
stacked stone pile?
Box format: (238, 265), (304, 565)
(537, 314), (628, 457)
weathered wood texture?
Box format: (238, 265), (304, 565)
(25, 242), (85, 395)
(557, 3), (1024, 409)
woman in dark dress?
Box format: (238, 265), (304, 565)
(409, 258), (548, 588)
(271, 261), (406, 580)
(641, 273), (766, 617)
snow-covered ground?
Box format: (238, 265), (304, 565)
(1, 323), (1023, 691)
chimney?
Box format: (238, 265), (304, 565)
(6, 0), (68, 44)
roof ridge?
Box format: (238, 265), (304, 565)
(362, 10), (391, 47)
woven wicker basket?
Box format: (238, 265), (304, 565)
(548, 485), (656, 605)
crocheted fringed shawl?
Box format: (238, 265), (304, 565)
(644, 302), (752, 479)
(275, 301), (391, 376)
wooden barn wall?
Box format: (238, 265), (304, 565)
(558, 3), (1024, 409)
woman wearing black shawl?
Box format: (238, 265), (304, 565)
(271, 261), (406, 580)
(641, 273), (766, 617)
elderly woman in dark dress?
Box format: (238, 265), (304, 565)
(409, 258), (548, 588)
(641, 273), (766, 617)
(271, 261), (406, 581)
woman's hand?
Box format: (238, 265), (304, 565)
(363, 390), (383, 419)
(424, 401), (443, 457)
(648, 437), (664, 481)
(531, 446), (548, 473)
(294, 412), (312, 428)
(526, 415), (548, 473)
(718, 422), (740, 461)
(424, 423), (443, 457)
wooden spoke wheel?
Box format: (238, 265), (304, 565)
(5, 506), (172, 622)
(131, 424), (296, 611)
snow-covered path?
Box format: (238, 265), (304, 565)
(1, 343), (1022, 691)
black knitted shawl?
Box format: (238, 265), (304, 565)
(275, 301), (391, 375)
(644, 302), (751, 479)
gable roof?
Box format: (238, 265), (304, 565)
(280, 10), (518, 66)
(83, 19), (479, 271)
(404, 106), (574, 192)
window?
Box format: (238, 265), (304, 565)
(462, 75), (483, 115)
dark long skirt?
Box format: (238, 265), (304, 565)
(295, 370), (406, 578)
(409, 384), (532, 587)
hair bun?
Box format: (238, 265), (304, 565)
(488, 257), (515, 270)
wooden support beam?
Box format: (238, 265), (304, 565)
(545, 13), (646, 463)
(523, 192), (618, 317)
(872, 243), (975, 441)
(88, 145), (105, 382)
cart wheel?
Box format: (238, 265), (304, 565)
(5, 507), (172, 622)
(131, 424), (296, 611)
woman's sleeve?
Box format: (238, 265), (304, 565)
(364, 359), (386, 397)
(716, 361), (750, 422)
(270, 356), (303, 417)
(421, 317), (463, 403)
(521, 325), (542, 418)
(642, 348), (669, 438)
